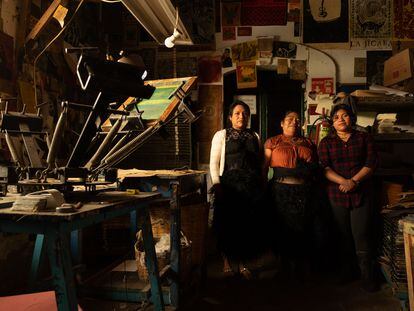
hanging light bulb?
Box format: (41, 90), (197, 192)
(164, 28), (182, 48)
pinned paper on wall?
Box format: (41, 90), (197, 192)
(315, 95), (334, 115)
(311, 78), (334, 95)
(234, 95), (257, 114)
(354, 57), (367, 77)
(277, 58), (289, 74)
(236, 61), (257, 89)
(290, 60), (307, 80)
(231, 40), (259, 63)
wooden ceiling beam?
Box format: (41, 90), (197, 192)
(25, 0), (67, 44)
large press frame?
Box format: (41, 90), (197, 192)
(0, 50), (199, 192)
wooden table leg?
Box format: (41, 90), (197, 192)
(29, 234), (44, 289)
(169, 181), (181, 308)
(140, 208), (164, 311)
(45, 230), (78, 311)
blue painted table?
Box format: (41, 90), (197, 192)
(0, 191), (164, 311)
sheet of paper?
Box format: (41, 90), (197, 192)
(356, 112), (377, 127)
(315, 96), (334, 115)
(234, 95), (257, 114)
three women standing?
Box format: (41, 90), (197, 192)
(209, 101), (377, 289)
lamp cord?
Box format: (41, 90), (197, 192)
(33, 0), (85, 108)
(175, 6), (179, 29)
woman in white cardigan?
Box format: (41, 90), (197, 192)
(209, 100), (265, 279)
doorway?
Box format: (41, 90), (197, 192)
(223, 69), (304, 140)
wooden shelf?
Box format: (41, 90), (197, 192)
(375, 168), (414, 176)
(374, 133), (414, 142)
(355, 96), (414, 112)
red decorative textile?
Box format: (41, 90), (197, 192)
(241, 0), (287, 26)
(394, 0), (414, 40)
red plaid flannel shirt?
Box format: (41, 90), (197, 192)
(318, 130), (377, 208)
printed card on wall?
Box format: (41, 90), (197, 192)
(236, 61), (257, 89)
(198, 56), (222, 83)
(303, 0), (349, 44)
(222, 2), (241, 26)
(354, 57), (367, 77)
(223, 26), (236, 41)
(394, 0), (414, 40)
(273, 41), (297, 58)
(277, 59), (289, 75)
(231, 40), (259, 63)
(290, 60), (307, 80)
(311, 78), (334, 95)
(237, 26), (252, 36)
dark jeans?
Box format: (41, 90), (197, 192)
(330, 196), (373, 268)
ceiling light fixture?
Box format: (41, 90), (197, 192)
(164, 28), (182, 48)
(120, 0), (192, 46)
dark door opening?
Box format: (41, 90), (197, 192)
(223, 70), (303, 140)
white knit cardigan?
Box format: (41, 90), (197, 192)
(209, 129), (261, 185)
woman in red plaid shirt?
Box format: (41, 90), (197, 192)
(318, 103), (378, 292)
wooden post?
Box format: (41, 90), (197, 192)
(403, 220), (414, 311)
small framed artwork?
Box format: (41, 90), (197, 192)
(237, 26), (252, 36)
(223, 26), (236, 41)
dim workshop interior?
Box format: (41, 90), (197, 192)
(2, 0), (414, 310)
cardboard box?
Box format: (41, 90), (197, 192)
(384, 48), (414, 86)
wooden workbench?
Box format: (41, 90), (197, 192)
(0, 191), (164, 311)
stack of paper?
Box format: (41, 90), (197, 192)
(377, 113), (397, 133)
(11, 195), (48, 212)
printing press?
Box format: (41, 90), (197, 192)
(0, 49), (199, 194)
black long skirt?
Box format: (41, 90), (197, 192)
(270, 181), (314, 260)
(212, 169), (267, 261)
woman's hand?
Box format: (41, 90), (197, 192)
(339, 179), (357, 193)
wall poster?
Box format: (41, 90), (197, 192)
(303, 0), (349, 44)
(311, 78), (334, 95)
(394, 0), (414, 40)
(236, 61), (257, 89)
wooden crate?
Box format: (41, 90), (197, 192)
(149, 199), (209, 268)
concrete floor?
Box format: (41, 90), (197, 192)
(80, 252), (402, 311)
(180, 254), (401, 311)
